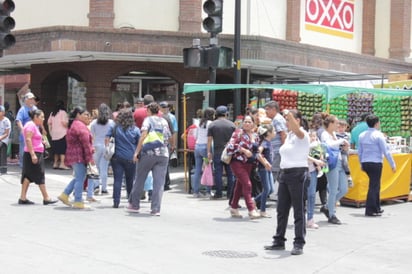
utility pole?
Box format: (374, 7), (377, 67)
(233, 0), (241, 118)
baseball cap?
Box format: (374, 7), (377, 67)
(24, 92), (36, 100)
(135, 97), (144, 104)
(216, 105), (228, 115)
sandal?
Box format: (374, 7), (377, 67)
(59, 165), (71, 170)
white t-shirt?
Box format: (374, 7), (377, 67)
(0, 117), (11, 145)
(279, 127), (310, 169)
(195, 120), (212, 145)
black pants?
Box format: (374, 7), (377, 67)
(361, 162), (383, 214)
(273, 167), (308, 248)
(0, 142), (7, 174)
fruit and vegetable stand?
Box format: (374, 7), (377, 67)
(182, 83), (412, 194)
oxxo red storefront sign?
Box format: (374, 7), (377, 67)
(305, 0), (354, 39)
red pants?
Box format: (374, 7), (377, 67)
(230, 160), (254, 211)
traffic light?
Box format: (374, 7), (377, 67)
(202, 0), (223, 35)
(204, 46), (232, 69)
(0, 0), (15, 49)
(183, 47), (205, 68)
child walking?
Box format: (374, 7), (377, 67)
(336, 119), (353, 187)
(253, 124), (275, 218)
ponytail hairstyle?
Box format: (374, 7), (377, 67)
(68, 106), (87, 128)
(323, 114), (337, 129)
(199, 107), (215, 128)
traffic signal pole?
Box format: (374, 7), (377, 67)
(233, 0), (241, 118)
(208, 34), (217, 106)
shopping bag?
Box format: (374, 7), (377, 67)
(87, 163), (100, 179)
(104, 125), (117, 160)
(170, 151), (178, 167)
(201, 163), (214, 186)
(42, 134), (51, 149)
(104, 137), (115, 160)
(144, 171), (153, 191)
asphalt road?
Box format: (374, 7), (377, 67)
(0, 164), (411, 274)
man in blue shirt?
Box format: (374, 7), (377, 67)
(15, 91), (38, 167)
(358, 114), (396, 217)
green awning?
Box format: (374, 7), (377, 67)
(183, 83), (412, 103)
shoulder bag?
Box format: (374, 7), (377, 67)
(325, 143), (340, 170)
(104, 125), (117, 160)
(220, 129), (242, 165)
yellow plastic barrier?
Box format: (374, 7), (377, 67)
(341, 154), (411, 207)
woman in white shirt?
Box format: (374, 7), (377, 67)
(264, 109), (310, 256)
(192, 108), (215, 197)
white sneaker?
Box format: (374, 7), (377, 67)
(307, 219), (319, 229)
(230, 208), (243, 218)
(348, 176), (354, 187)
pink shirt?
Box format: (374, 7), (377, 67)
(23, 121), (44, 153)
(47, 110), (68, 140)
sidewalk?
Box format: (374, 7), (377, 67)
(0, 163), (411, 274)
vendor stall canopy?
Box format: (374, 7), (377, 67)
(183, 83), (412, 138)
(182, 83), (412, 102)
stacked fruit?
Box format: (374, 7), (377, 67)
(328, 96), (348, 120)
(373, 95), (402, 137)
(400, 97), (412, 138)
(347, 93), (374, 125)
(272, 89), (298, 111)
(297, 92), (324, 119)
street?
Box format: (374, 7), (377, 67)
(0, 164), (411, 274)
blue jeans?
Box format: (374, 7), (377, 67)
(93, 145), (110, 192)
(64, 163), (87, 202)
(192, 143), (208, 194)
(87, 178), (98, 198)
(111, 156), (136, 206)
(254, 169), (273, 212)
(307, 170), (318, 220)
(213, 153), (234, 198)
(325, 158), (348, 218)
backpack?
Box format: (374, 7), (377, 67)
(187, 125), (197, 150)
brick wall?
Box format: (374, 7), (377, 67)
(286, 0), (301, 42)
(362, 0), (376, 56)
(389, 0), (411, 59)
(88, 0), (114, 28)
(179, 0), (202, 32)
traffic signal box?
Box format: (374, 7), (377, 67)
(0, 0), (15, 50)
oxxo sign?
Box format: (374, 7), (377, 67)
(305, 0), (354, 39)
